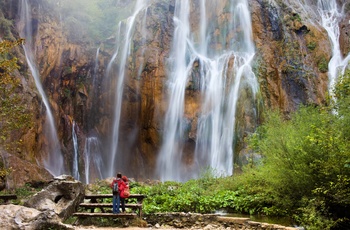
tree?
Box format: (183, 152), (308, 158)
(244, 67), (350, 229)
(0, 39), (31, 151)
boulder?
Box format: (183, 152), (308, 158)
(0, 204), (73, 230)
(24, 175), (85, 221)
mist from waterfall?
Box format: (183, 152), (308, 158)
(18, 0), (64, 176)
(156, 0), (258, 181)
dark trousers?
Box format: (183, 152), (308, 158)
(120, 198), (125, 212)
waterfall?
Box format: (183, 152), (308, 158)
(317, 0), (350, 94)
(84, 136), (103, 184)
(93, 47), (100, 87)
(72, 121), (80, 180)
(106, 0), (149, 177)
(156, 0), (191, 182)
(18, 0), (64, 176)
(156, 0), (258, 181)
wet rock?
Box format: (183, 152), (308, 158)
(24, 175), (84, 221)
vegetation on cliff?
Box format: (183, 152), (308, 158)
(0, 39), (32, 149)
(0, 40), (28, 183)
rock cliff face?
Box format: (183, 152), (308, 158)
(0, 0), (349, 185)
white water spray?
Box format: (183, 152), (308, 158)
(157, 0), (258, 181)
(18, 0), (64, 176)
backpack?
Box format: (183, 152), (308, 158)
(112, 179), (119, 194)
(122, 184), (130, 198)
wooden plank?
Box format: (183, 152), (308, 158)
(79, 203), (142, 208)
(73, 212), (137, 218)
(84, 194), (146, 199)
(0, 194), (17, 200)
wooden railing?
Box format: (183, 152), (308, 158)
(73, 194), (147, 219)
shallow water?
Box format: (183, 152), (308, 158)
(219, 213), (294, 227)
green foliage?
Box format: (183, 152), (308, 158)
(0, 160), (12, 182)
(0, 39), (32, 152)
(242, 68), (350, 228)
(307, 41), (317, 50)
(0, 13), (14, 40)
(290, 13), (302, 22)
(317, 56), (329, 73)
(0, 183), (43, 205)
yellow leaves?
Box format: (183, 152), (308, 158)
(0, 38), (32, 151)
(0, 39), (24, 54)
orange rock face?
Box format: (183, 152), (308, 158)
(1, 0), (349, 185)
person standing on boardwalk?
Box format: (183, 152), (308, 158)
(110, 172), (125, 214)
(120, 175), (130, 213)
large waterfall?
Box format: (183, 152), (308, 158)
(17, 0), (64, 176)
(14, 0), (349, 183)
(156, 0), (258, 181)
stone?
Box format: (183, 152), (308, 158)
(24, 174), (85, 221)
(0, 204), (74, 230)
(217, 216), (249, 225)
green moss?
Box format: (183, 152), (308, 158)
(307, 41), (317, 51)
(0, 12), (14, 40)
(317, 56), (328, 73)
(290, 13), (301, 22)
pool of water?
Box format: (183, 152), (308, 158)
(216, 212), (295, 227)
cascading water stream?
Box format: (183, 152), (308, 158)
(156, 0), (191, 182)
(157, 0), (258, 181)
(317, 0), (350, 94)
(106, 0), (149, 177)
(84, 136), (103, 184)
(18, 0), (64, 176)
(72, 121), (80, 180)
(93, 47), (100, 87)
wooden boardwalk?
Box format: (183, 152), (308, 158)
(73, 194), (147, 219)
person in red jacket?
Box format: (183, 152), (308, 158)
(110, 172), (126, 214)
(120, 175), (130, 212)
